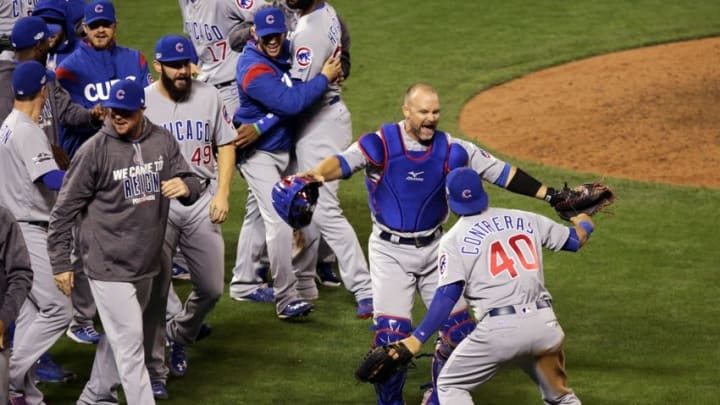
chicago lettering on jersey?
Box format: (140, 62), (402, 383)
(83, 76), (138, 103)
(160, 120), (211, 143)
(461, 215), (535, 251)
(185, 21), (224, 42)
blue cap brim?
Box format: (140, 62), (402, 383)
(47, 24), (62, 36)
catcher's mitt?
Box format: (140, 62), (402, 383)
(51, 145), (71, 170)
(355, 342), (415, 384)
(271, 175), (321, 229)
(550, 182), (616, 221)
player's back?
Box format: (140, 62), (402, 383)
(447, 207), (569, 315)
(180, 0), (264, 85)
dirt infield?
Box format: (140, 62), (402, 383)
(459, 37), (720, 189)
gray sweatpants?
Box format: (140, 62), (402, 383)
(0, 349), (8, 405)
(77, 278), (154, 405)
(10, 223), (72, 405)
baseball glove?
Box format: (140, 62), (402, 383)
(51, 145), (71, 170)
(355, 342), (415, 384)
(550, 182), (616, 221)
(271, 175), (321, 229)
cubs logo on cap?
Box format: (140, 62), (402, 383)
(446, 167), (489, 216)
(103, 79), (145, 111)
(254, 7), (286, 38)
(295, 47), (312, 67)
(84, 0), (116, 25)
(154, 34), (197, 64)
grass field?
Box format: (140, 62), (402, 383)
(41, 1), (720, 404)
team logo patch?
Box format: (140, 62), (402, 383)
(406, 170), (424, 182)
(34, 31), (45, 41)
(462, 188), (473, 200)
(94, 4), (104, 13)
(295, 47), (313, 67)
(265, 14), (275, 25)
(222, 105), (231, 124)
(236, 0), (254, 9)
(438, 252), (448, 279)
(175, 42), (184, 53)
(116, 89), (125, 100)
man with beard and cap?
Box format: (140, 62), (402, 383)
(297, 83), (567, 405)
(32, 0), (84, 70)
(47, 79), (203, 405)
(141, 34), (237, 399)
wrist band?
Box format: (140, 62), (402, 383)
(579, 221), (594, 236)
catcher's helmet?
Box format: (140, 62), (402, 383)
(272, 176), (320, 229)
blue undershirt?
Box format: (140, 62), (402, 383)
(41, 170), (65, 191)
(412, 281), (464, 344)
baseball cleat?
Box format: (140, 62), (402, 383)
(168, 341), (188, 377)
(34, 352), (77, 384)
(356, 298), (374, 320)
(277, 300), (314, 319)
(171, 262), (191, 280)
(315, 262), (341, 287)
(196, 322), (212, 342)
(255, 266), (270, 283)
(66, 325), (103, 344)
(151, 380), (169, 400)
(230, 287), (275, 303)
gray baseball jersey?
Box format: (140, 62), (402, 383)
(0, 109), (59, 221)
(435, 208), (580, 404)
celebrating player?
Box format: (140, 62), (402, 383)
(298, 83), (566, 404)
(142, 34), (238, 399)
(47, 79), (203, 405)
(0, 60), (71, 405)
(396, 167), (592, 405)
(231, 7), (343, 318)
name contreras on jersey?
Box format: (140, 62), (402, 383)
(160, 120), (211, 142)
(84, 76), (138, 102)
(184, 21), (224, 43)
(112, 160), (164, 202)
(461, 215), (535, 254)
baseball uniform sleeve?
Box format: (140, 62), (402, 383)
(0, 208), (33, 328)
(15, 122), (59, 182)
(211, 91), (237, 147)
(532, 212), (572, 252)
(449, 135), (508, 185)
(48, 141), (98, 274)
(51, 82), (95, 129)
(336, 141), (368, 174)
(290, 25), (331, 82)
(437, 230), (470, 288)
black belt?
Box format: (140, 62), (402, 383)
(213, 80), (236, 89)
(378, 228), (442, 248)
(20, 221), (49, 229)
(487, 299), (552, 317)
(326, 95), (340, 106)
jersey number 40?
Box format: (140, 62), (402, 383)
(489, 234), (540, 279)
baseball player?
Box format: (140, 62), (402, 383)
(232, 7), (344, 318)
(56, 0), (151, 345)
(47, 79), (203, 405)
(0, 207), (34, 405)
(249, 0), (375, 318)
(300, 83), (565, 404)
(32, 0), (84, 70)
(0, 60), (71, 405)
(142, 34), (237, 399)
(397, 167), (593, 405)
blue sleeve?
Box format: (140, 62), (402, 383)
(493, 162), (512, 187)
(561, 227), (580, 252)
(41, 170), (65, 191)
(244, 66), (329, 117)
(337, 155), (352, 179)
(412, 281), (464, 344)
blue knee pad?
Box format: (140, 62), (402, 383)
(373, 316), (412, 405)
(428, 310), (476, 405)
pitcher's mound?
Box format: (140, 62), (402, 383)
(459, 37), (720, 189)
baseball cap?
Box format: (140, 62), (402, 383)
(84, 0), (116, 25)
(446, 167), (489, 216)
(154, 34), (198, 64)
(32, 0), (67, 35)
(254, 7), (286, 38)
(11, 17), (54, 50)
(103, 79), (145, 111)
(12, 61), (52, 97)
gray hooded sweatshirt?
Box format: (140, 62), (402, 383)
(47, 117), (202, 282)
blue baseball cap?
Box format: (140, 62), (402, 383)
(254, 7), (286, 38)
(11, 17), (55, 50)
(103, 79), (145, 111)
(84, 0), (116, 25)
(32, 0), (68, 34)
(154, 34), (198, 64)
(446, 167), (489, 216)
(12, 61), (52, 97)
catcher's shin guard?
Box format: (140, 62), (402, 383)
(428, 310), (476, 405)
(373, 316), (412, 405)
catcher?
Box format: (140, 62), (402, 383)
(357, 167), (600, 404)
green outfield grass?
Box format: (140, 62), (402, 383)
(42, 1), (720, 404)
